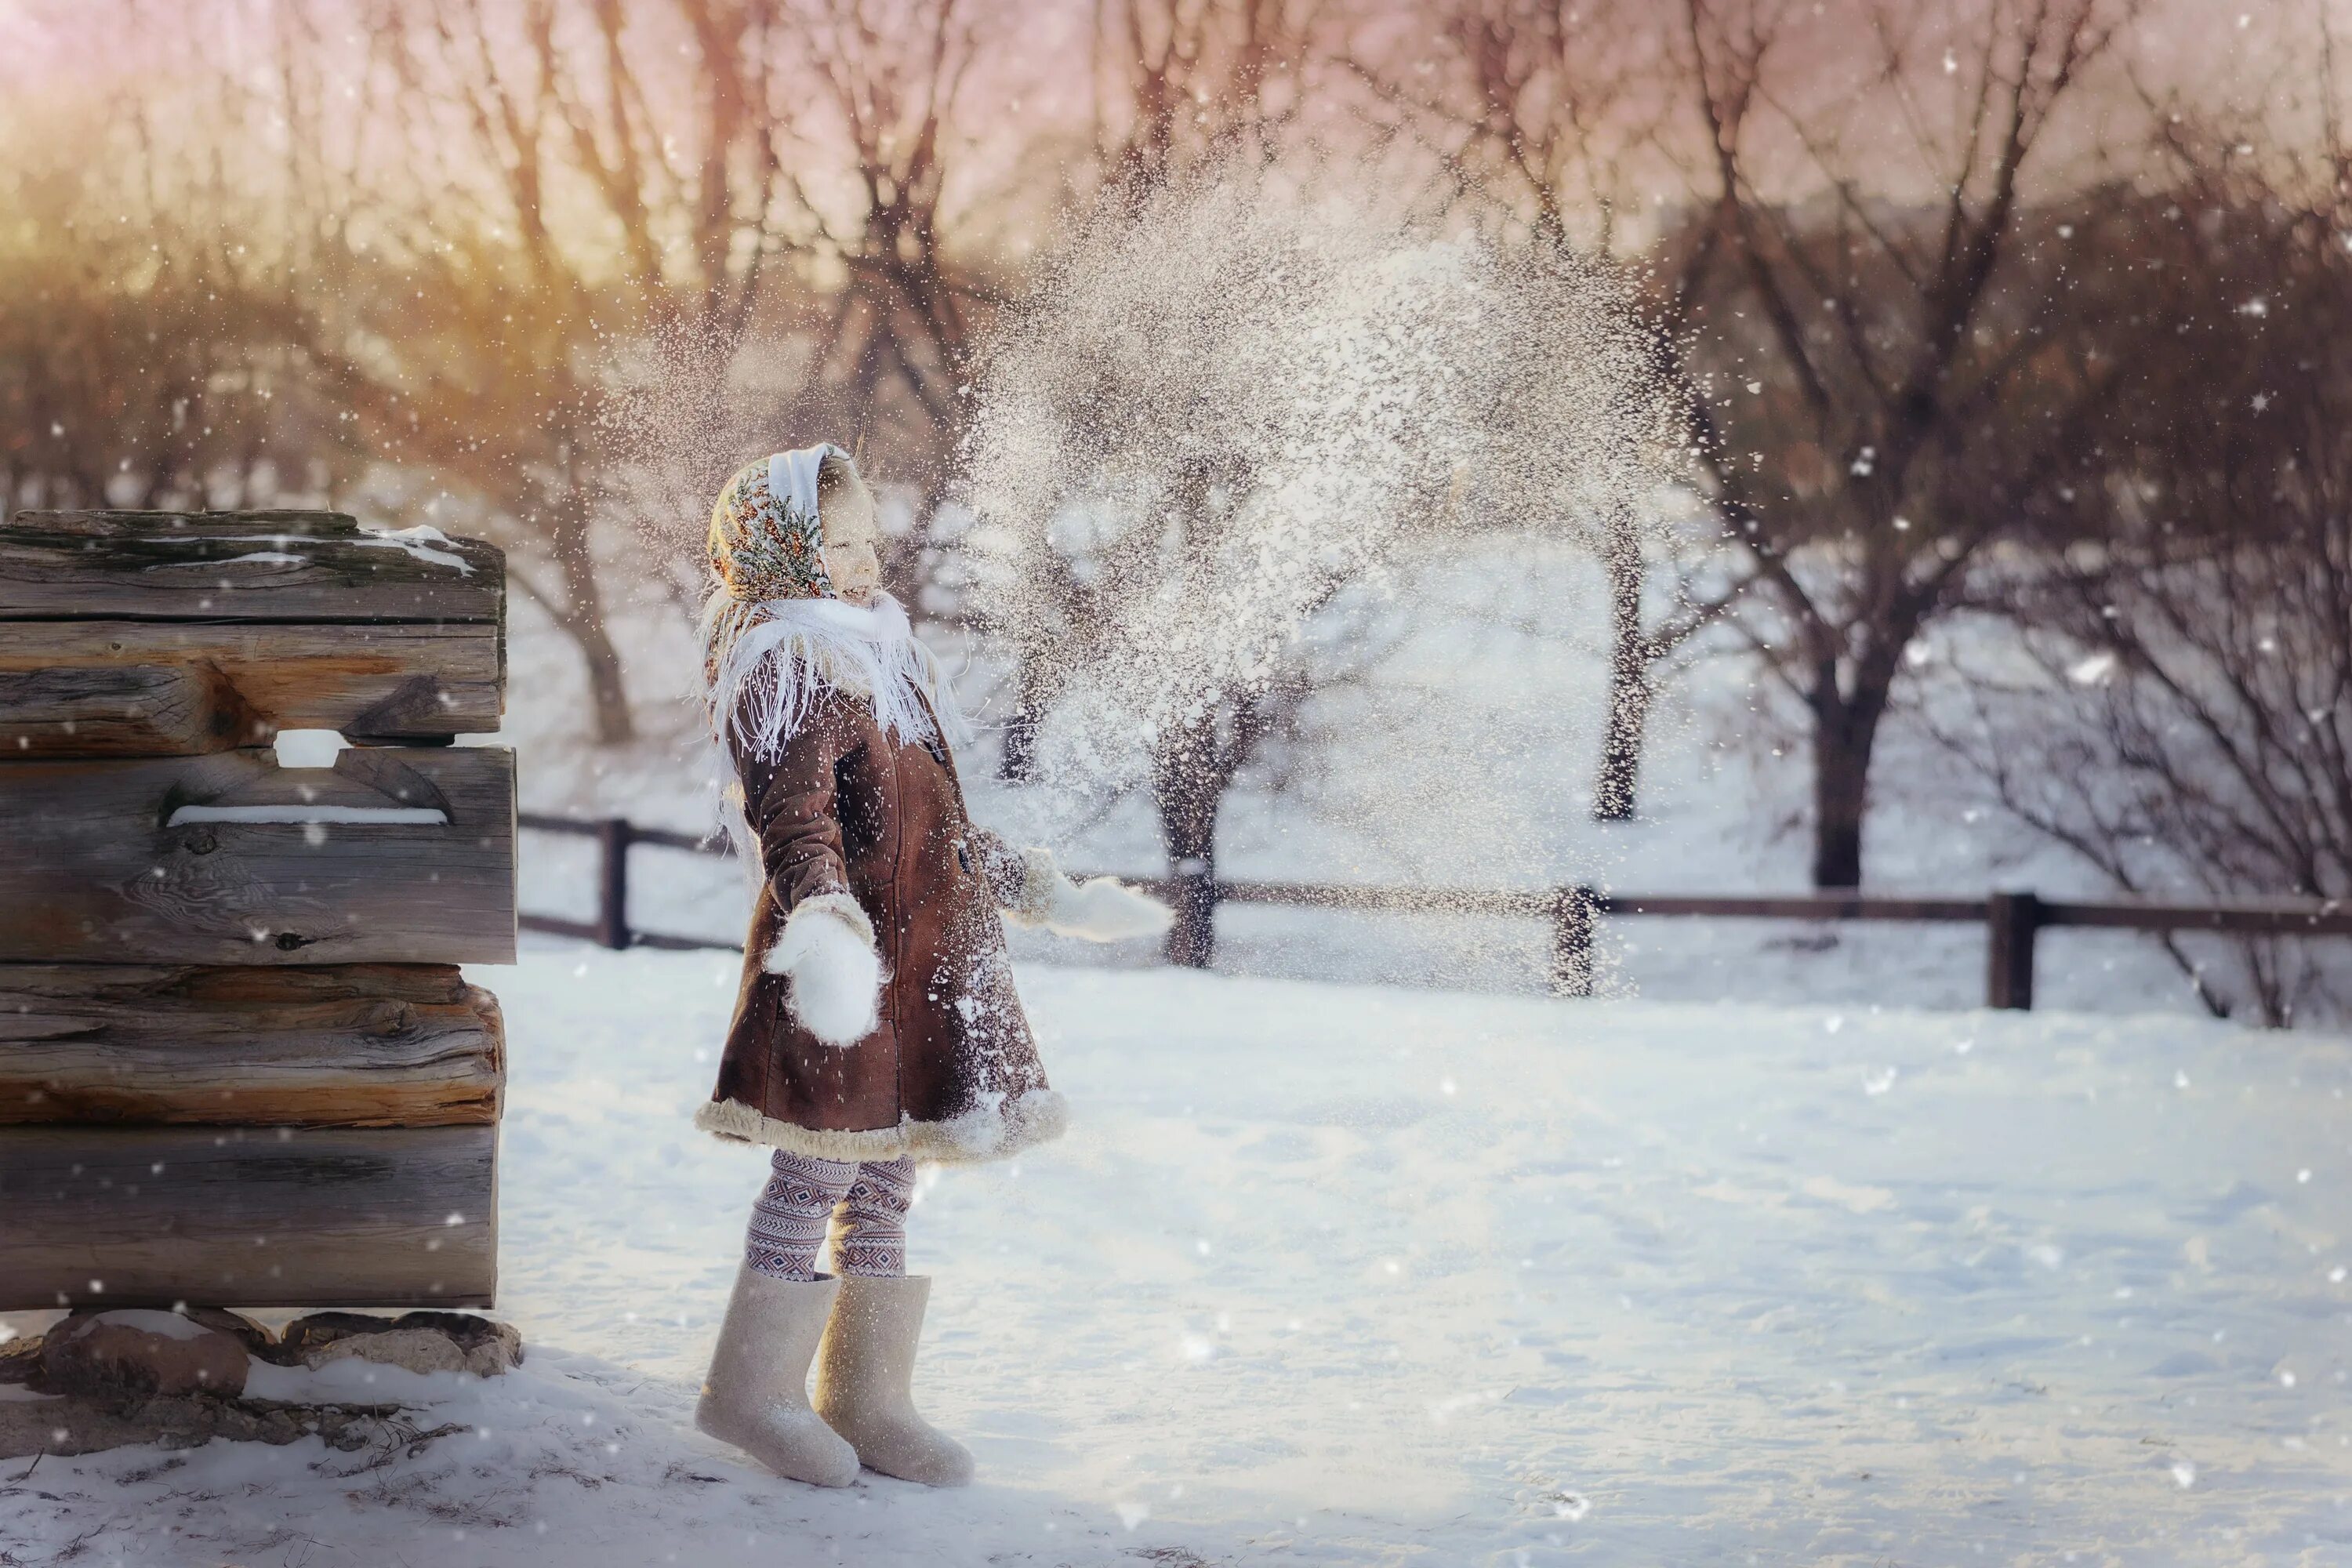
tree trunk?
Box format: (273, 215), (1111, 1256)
(1158, 819), (1218, 968)
(999, 706), (1040, 782)
(0, 963), (503, 1127)
(553, 522), (635, 746)
(0, 747), (517, 965)
(567, 609), (636, 748)
(1152, 717), (1226, 968)
(1810, 740), (1867, 887)
(1807, 687), (1889, 889)
(1592, 530), (1653, 822)
(1592, 671), (1654, 824)
(997, 658), (1055, 784)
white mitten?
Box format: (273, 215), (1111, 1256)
(1047, 873), (1176, 942)
(764, 894), (881, 1047)
(1006, 847), (1173, 942)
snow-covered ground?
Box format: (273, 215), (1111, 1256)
(7, 946), (2349, 1564)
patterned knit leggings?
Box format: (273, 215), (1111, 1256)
(745, 1152), (916, 1282)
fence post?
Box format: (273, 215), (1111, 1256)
(594, 817), (633, 951)
(1550, 885), (1598, 998)
(1984, 890), (2041, 1010)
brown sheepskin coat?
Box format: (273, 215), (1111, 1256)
(693, 683), (1065, 1164)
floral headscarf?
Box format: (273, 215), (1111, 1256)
(706, 444), (844, 605)
(697, 443), (968, 772)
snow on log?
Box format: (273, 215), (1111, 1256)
(0, 620), (503, 756)
(0, 964), (503, 1127)
(0, 746), (516, 965)
(0, 1124), (497, 1309)
(166, 806), (450, 825)
(0, 510), (504, 622)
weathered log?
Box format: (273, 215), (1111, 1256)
(0, 621), (502, 756)
(0, 1124), (496, 1309)
(0, 511), (503, 622)
(0, 964), (502, 1127)
(0, 746), (515, 964)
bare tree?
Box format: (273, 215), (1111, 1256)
(0, 220), (341, 516)
(1663, 0), (2143, 884)
(1093, 0), (1322, 191)
(1938, 93), (2352, 1025)
(964, 169), (1667, 964)
(9, 0), (1042, 746)
(1350, 0), (1740, 821)
(0, 8), (353, 514)
(778, 0), (1011, 488)
(980, 0), (1327, 786)
(327, 0), (1019, 741)
(325, 0), (823, 742)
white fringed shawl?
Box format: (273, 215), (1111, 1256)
(699, 590), (971, 881)
(699, 590), (968, 760)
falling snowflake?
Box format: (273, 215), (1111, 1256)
(2067, 651), (2118, 686)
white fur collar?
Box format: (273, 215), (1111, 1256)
(700, 589), (968, 760)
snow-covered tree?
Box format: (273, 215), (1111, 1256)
(960, 165), (1672, 964)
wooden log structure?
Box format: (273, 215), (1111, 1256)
(0, 1125), (497, 1308)
(0, 510), (504, 622)
(0, 964), (502, 1127)
(0, 746), (515, 965)
(0, 622), (502, 755)
(0, 510), (503, 754)
(0, 507), (513, 1313)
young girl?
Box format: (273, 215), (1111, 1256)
(690, 445), (1167, 1489)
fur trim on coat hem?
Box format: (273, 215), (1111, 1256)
(692, 1088), (1069, 1165)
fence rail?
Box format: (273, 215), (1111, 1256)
(516, 812), (2352, 1011)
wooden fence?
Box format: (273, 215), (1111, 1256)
(517, 812), (2352, 1011)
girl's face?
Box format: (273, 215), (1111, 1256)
(820, 471), (882, 606)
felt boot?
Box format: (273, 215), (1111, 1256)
(814, 1274), (974, 1486)
(695, 1265), (861, 1487)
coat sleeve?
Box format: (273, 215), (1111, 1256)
(734, 688), (858, 918)
(966, 826), (1055, 923)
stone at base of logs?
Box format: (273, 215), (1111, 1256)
(274, 1309), (523, 1377)
(0, 1306), (522, 1458)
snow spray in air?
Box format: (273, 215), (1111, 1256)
(958, 163), (1687, 985)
